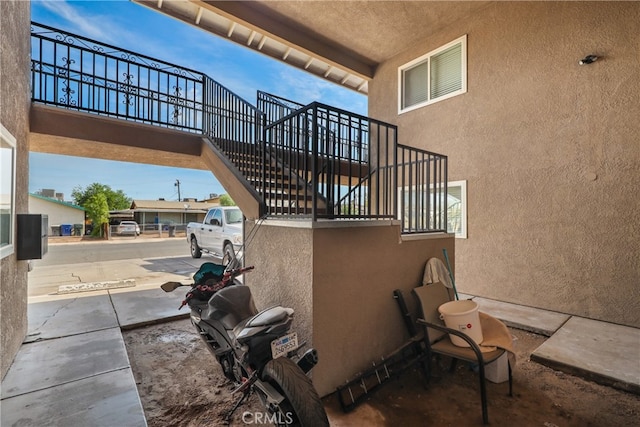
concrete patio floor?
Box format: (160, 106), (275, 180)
(1, 286), (638, 426)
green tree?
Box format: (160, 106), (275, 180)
(84, 193), (110, 236)
(219, 194), (236, 206)
(72, 183), (131, 210)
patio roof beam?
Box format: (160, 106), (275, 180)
(199, 0), (375, 80)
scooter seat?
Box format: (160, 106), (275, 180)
(245, 306), (293, 327)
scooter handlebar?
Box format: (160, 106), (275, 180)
(179, 265), (255, 310)
(224, 265), (254, 278)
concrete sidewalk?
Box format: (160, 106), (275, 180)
(470, 295), (640, 395)
(1, 284), (188, 427)
(1, 289), (639, 426)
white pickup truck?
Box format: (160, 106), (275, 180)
(186, 206), (243, 264)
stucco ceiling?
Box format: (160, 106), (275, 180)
(133, 1), (492, 94)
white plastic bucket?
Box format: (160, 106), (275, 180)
(438, 300), (483, 347)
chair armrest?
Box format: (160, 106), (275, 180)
(417, 318), (486, 364)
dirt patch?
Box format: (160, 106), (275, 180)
(123, 320), (266, 427)
(124, 321), (639, 426)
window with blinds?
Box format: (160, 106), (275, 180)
(399, 35), (467, 113)
(427, 180), (467, 238)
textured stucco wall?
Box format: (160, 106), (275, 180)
(369, 2), (640, 326)
(1, 0), (31, 380)
(244, 220), (454, 396)
(244, 222), (315, 353)
(312, 227), (454, 396)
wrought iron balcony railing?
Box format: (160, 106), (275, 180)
(31, 22), (205, 132)
(30, 22), (448, 234)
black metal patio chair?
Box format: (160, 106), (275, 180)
(412, 283), (513, 425)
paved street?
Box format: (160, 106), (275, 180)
(28, 237), (220, 297)
(34, 237), (190, 266)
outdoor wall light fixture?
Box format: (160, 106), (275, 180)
(579, 55), (599, 65)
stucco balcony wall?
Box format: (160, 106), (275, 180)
(245, 219), (453, 396)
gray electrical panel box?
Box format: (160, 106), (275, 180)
(17, 214), (48, 260)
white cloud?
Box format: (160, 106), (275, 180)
(272, 68), (367, 114)
(35, 0), (113, 42)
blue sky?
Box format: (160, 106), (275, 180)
(29, 0), (367, 203)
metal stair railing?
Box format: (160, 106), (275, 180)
(30, 22), (449, 232)
(264, 102), (398, 221)
(202, 75), (266, 198)
(397, 144), (448, 234)
(257, 91), (305, 125)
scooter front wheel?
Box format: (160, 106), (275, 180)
(261, 357), (329, 427)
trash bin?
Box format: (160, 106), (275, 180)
(60, 224), (73, 236)
(168, 225), (176, 237)
(73, 224), (83, 236)
(51, 225), (61, 236)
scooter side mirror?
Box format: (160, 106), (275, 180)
(161, 281), (187, 292)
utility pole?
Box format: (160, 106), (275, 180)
(174, 179), (181, 202)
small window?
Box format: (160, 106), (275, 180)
(204, 209), (215, 224)
(212, 209), (223, 225)
(399, 35), (467, 113)
(446, 180), (467, 239)
(399, 180), (467, 238)
(427, 180), (468, 238)
(225, 208), (243, 224)
(1, 124), (17, 259)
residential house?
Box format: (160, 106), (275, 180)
(29, 193), (85, 236)
(112, 199), (219, 230)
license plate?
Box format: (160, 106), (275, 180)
(271, 332), (298, 359)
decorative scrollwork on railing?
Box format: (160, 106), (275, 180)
(60, 82), (76, 106)
(57, 56), (75, 74)
(120, 53), (138, 63)
(119, 72), (137, 106)
(57, 57), (76, 106)
(55, 33), (76, 46)
(173, 68), (188, 77)
(32, 22), (204, 81)
(169, 86), (185, 124)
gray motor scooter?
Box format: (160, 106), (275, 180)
(161, 262), (328, 426)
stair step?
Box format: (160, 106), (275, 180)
(267, 206), (327, 215)
(261, 192), (312, 201)
(248, 177), (300, 185)
(217, 143), (333, 216)
(235, 163), (280, 171)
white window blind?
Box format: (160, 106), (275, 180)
(403, 61), (429, 108)
(430, 43), (462, 99)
